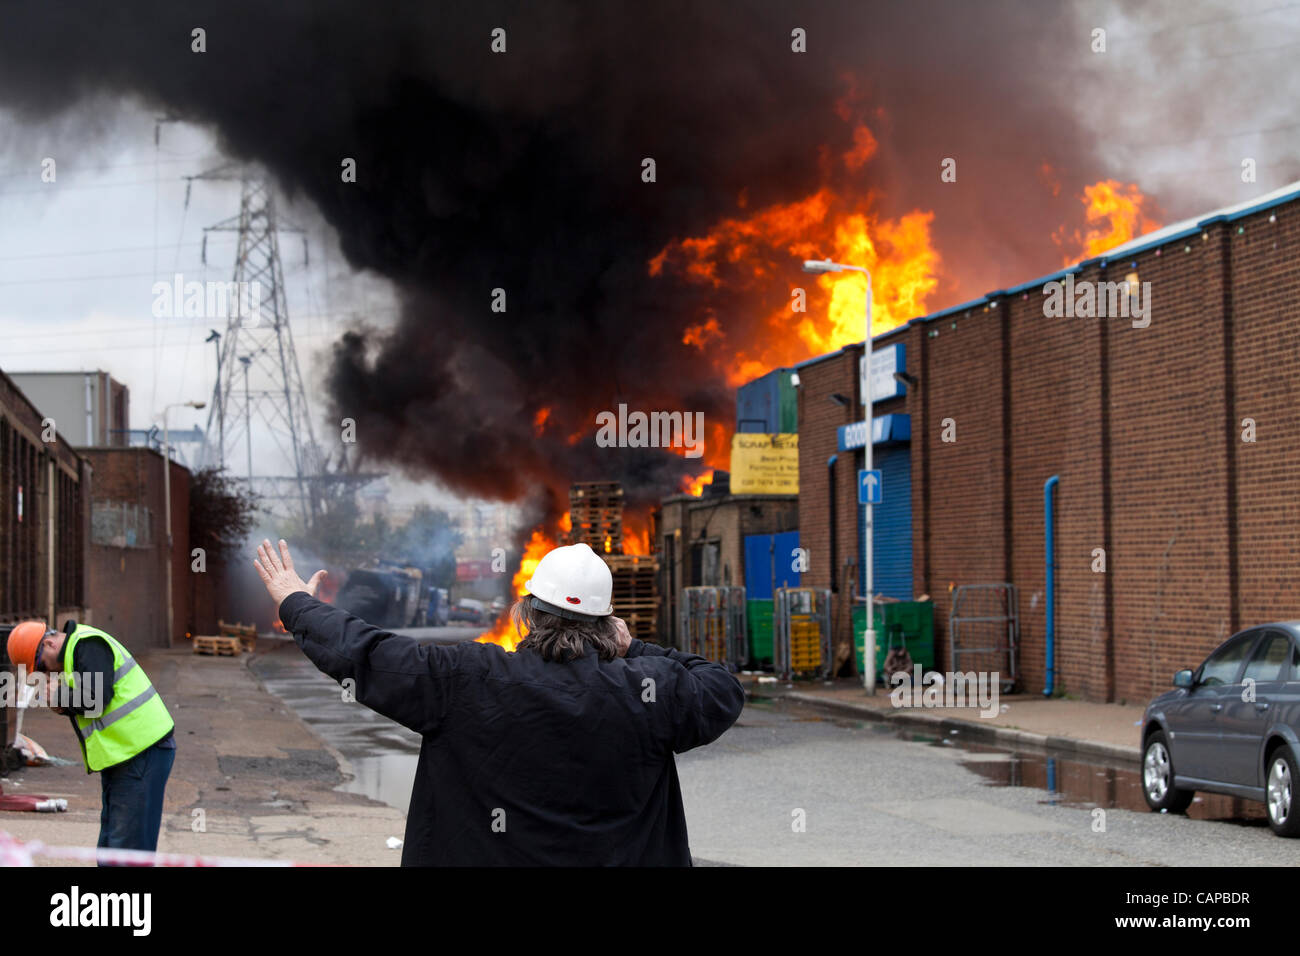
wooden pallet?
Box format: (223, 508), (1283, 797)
(621, 611), (659, 642)
(570, 481), (624, 501)
(218, 619), (257, 653)
(566, 482), (627, 552)
(615, 604), (659, 624)
(604, 554), (657, 572)
(193, 635), (243, 657)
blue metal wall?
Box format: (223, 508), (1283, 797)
(743, 531), (801, 599)
(736, 369), (797, 433)
(858, 442), (913, 599)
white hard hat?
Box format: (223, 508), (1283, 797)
(524, 543), (613, 618)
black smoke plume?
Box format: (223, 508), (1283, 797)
(3, 1), (1279, 516)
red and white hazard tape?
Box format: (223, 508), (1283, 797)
(0, 830), (313, 867)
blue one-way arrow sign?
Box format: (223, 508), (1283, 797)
(858, 469), (882, 505)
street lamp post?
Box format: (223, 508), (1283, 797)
(803, 258), (875, 694)
(162, 400), (206, 647)
(205, 329), (223, 467)
(238, 355), (253, 483)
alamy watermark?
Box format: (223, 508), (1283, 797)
(594, 404), (705, 458)
(1042, 272), (1150, 328)
(151, 273), (262, 326)
(889, 666), (999, 718)
(0, 667), (105, 718)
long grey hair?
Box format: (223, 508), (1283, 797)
(510, 596), (620, 662)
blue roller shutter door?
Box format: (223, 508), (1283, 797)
(858, 442), (912, 599)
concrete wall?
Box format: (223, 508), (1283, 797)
(9, 371), (128, 447)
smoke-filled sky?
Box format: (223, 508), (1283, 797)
(1, 0), (1298, 518)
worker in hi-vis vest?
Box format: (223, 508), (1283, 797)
(7, 619), (175, 862)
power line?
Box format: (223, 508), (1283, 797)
(0, 153), (222, 181)
(0, 307), (397, 341)
(0, 327), (350, 357)
(0, 238), (236, 263)
(0, 270), (188, 286)
(0, 174), (192, 197)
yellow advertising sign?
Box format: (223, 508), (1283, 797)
(730, 433), (799, 495)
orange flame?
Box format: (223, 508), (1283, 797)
(650, 119), (942, 388)
(683, 471), (712, 497)
(622, 512), (651, 554)
(1056, 179), (1161, 264)
(475, 528), (553, 652)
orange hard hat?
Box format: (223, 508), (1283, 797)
(6, 621), (49, 673)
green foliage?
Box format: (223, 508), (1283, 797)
(189, 467), (261, 562)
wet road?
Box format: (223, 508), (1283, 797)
(251, 646), (1294, 865)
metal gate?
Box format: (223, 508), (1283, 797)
(948, 583), (1018, 694)
(680, 586), (747, 668)
(774, 587), (832, 681)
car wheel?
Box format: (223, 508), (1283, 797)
(1142, 731), (1195, 813)
(1265, 747), (1300, 837)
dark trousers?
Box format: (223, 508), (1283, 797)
(97, 741), (175, 865)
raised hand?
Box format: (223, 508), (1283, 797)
(253, 539), (326, 612)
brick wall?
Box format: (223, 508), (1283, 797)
(81, 448), (210, 651)
(796, 345), (865, 669)
(793, 192), (1300, 702)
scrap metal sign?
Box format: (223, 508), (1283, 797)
(730, 433), (798, 495)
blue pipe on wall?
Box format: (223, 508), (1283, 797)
(1044, 475), (1059, 697)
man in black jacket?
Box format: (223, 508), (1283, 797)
(254, 537), (744, 865)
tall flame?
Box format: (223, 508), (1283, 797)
(652, 132), (942, 388)
(475, 528), (553, 652)
(1056, 179), (1161, 263)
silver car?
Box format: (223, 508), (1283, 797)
(1141, 623), (1300, 836)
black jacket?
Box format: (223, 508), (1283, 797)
(279, 592), (745, 866)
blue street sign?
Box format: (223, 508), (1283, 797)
(859, 469), (882, 505)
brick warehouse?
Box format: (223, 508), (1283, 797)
(0, 369), (90, 628)
(81, 447), (202, 649)
(793, 181), (1300, 703)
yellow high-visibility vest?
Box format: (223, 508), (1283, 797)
(63, 625), (174, 772)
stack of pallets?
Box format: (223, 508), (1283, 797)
(605, 552), (659, 643)
(565, 481), (624, 553)
(219, 619), (257, 653)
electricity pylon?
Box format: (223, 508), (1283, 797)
(194, 167), (324, 526)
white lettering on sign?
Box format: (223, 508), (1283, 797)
(860, 344), (905, 404)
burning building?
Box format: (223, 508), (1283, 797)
(790, 180), (1300, 703)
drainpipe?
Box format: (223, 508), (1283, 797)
(47, 457), (57, 626)
(84, 373), (94, 446)
(1043, 474), (1059, 697)
(827, 454), (838, 593)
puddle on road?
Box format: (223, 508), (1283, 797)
(751, 696), (1269, 827)
(338, 753), (418, 812)
(953, 742), (1267, 826)
(251, 648), (420, 813)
